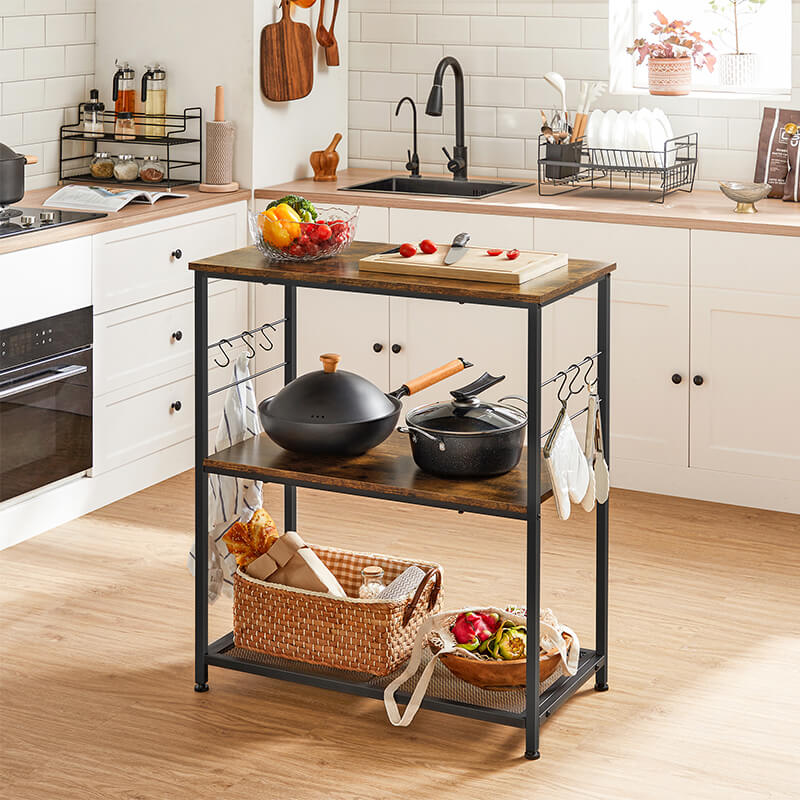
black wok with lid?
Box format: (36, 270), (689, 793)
(0, 143), (38, 208)
(398, 372), (528, 478)
(259, 353), (472, 456)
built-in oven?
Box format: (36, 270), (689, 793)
(0, 307), (92, 504)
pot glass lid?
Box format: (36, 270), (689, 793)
(406, 400), (526, 435)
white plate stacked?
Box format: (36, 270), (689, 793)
(584, 108), (675, 167)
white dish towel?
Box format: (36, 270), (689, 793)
(544, 411), (590, 521)
(187, 354), (263, 603)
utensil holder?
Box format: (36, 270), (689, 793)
(544, 140), (582, 180)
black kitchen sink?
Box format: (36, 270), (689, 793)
(342, 176), (530, 199)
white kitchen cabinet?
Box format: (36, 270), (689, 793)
(534, 219), (690, 468)
(92, 201), (247, 314)
(690, 231), (800, 482)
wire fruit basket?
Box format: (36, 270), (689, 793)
(249, 205), (359, 262)
(537, 132), (698, 203)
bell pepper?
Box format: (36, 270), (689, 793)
(260, 209), (293, 249)
(271, 202), (302, 240)
(452, 611), (502, 651)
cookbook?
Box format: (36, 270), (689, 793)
(44, 185), (188, 213)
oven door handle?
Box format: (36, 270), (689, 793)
(0, 365), (88, 400)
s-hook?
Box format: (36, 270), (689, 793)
(259, 322), (276, 352)
(213, 338), (234, 368)
(241, 331), (256, 359)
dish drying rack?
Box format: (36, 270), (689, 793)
(537, 132), (698, 203)
(58, 105), (202, 189)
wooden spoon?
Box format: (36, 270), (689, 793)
(315, 0), (340, 67)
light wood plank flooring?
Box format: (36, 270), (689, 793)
(1, 473), (798, 799)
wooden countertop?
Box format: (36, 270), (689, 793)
(0, 186), (251, 256)
(190, 240), (615, 306)
(255, 169), (800, 237)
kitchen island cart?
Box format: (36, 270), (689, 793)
(190, 241), (614, 759)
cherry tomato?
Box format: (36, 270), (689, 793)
(315, 223), (332, 242)
(506, 249), (520, 260)
(486, 248), (503, 256)
(399, 243), (417, 258)
(419, 239), (437, 254)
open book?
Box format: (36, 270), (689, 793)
(44, 185), (189, 213)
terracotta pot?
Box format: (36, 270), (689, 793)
(648, 56), (692, 96)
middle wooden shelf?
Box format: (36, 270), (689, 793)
(204, 431), (552, 520)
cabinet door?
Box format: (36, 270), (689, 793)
(690, 231), (800, 481)
(534, 219), (690, 468)
(388, 209), (534, 415)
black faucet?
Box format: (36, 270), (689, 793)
(395, 96), (420, 178)
(425, 56), (467, 181)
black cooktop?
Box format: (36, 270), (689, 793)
(0, 206), (107, 239)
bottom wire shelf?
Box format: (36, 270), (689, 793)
(206, 632), (604, 728)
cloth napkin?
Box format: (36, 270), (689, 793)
(187, 354), (263, 603)
(544, 410), (590, 520)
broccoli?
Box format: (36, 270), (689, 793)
(267, 194), (318, 222)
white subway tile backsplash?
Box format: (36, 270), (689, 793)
(25, 0), (65, 12)
(525, 17), (580, 48)
(444, 104), (497, 137)
(23, 45), (64, 79)
(671, 115), (727, 149)
(558, 1), (608, 18)
(361, 71), (417, 101)
(65, 0), (95, 10)
(393, 0), (442, 12)
(64, 42), (93, 74)
(470, 135), (525, 168)
(469, 16), (524, 46)
(580, 17), (607, 49)
(362, 13), (416, 43)
(44, 12), (85, 44)
(2, 0), (26, 16)
(351, 42), (391, 72)
(697, 98), (761, 119)
(497, 0), (552, 15)
(21, 107), (63, 142)
(350, 13), (361, 42)
(496, 107), (542, 137)
(445, 45), (496, 76)
(351, 0), (389, 11)
(728, 117), (762, 151)
(496, 46), (552, 77)
(0, 49), (25, 82)
(349, 99), (392, 131)
(0, 114), (24, 145)
(43, 73), (83, 109)
(83, 10), (93, 41)
(418, 14), (469, 44)
(391, 43), (442, 74)
(3, 15), (46, 48)
(470, 75), (524, 107)
(552, 48), (607, 80)
(2, 79), (46, 114)
(349, 71), (361, 101)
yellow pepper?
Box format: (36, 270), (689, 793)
(270, 203), (301, 240)
(260, 209), (293, 248)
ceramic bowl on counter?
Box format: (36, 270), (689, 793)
(718, 181), (772, 213)
(249, 205), (358, 262)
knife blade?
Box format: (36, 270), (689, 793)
(443, 231), (470, 265)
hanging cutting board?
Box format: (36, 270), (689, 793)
(359, 246), (569, 285)
(260, 0), (314, 102)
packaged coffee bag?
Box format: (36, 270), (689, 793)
(754, 108), (800, 198)
(783, 123), (799, 202)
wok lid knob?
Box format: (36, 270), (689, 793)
(320, 353), (341, 373)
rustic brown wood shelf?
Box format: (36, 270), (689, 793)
(205, 431), (552, 519)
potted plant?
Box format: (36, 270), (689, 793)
(627, 10), (716, 96)
(709, 0), (766, 87)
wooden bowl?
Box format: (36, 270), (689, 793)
(432, 633), (571, 691)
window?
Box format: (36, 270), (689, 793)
(609, 0), (793, 97)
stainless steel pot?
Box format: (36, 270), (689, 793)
(398, 372), (528, 478)
(258, 353), (472, 456)
(0, 143), (38, 207)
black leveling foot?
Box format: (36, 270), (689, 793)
(595, 682), (609, 692)
(194, 683), (210, 692)
(524, 751), (541, 760)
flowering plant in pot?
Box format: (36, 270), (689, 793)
(708, 0), (766, 87)
(627, 10), (716, 96)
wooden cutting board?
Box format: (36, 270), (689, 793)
(260, 0), (314, 102)
(359, 246), (569, 285)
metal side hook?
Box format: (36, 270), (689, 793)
(213, 338), (234, 368)
(241, 331), (256, 359)
(259, 322), (276, 352)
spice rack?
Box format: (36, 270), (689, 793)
(58, 105), (202, 189)
(190, 243), (614, 760)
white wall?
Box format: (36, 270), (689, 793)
(0, 0), (96, 190)
(348, 0), (800, 186)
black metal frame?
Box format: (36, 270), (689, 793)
(59, 106), (202, 189)
(192, 267), (611, 758)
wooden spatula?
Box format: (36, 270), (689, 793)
(316, 0), (340, 67)
(260, 0), (314, 101)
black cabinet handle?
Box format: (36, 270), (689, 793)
(372, 342), (384, 353)
(172, 330), (183, 342)
(171, 401), (182, 412)
(671, 373), (682, 384)
(693, 375), (704, 386)
(391, 344), (402, 354)
(171, 249), (182, 260)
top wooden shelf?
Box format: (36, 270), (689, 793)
(189, 241), (615, 306)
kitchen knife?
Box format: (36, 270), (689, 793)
(444, 231), (470, 265)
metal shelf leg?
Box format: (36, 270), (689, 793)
(194, 272), (210, 692)
(284, 285), (297, 530)
(525, 305), (542, 759)
(595, 274), (610, 692)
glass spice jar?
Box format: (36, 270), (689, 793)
(358, 565), (386, 599)
(89, 152), (115, 180)
(114, 111), (136, 141)
(113, 154), (139, 182)
(139, 154), (166, 183)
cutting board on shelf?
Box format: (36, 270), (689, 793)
(260, 0), (314, 102)
(359, 246), (569, 285)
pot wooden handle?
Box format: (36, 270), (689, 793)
(24, 155), (38, 164)
(320, 353), (341, 373)
(403, 358), (468, 396)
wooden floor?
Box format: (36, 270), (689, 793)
(1, 474), (798, 799)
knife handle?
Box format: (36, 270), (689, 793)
(452, 231), (470, 248)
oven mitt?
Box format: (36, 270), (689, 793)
(581, 394), (598, 512)
(594, 405), (610, 504)
(544, 411), (590, 521)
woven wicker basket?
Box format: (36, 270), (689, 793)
(233, 544), (442, 676)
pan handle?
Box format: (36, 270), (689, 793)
(498, 394), (528, 413)
(397, 426), (446, 451)
(392, 357), (472, 398)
